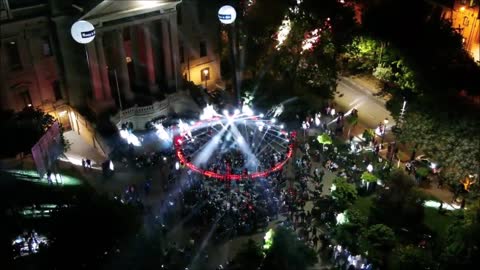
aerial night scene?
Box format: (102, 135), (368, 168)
(1, 0), (479, 269)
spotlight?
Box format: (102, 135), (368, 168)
(259, 113), (265, 118)
(280, 124), (285, 129)
(234, 109), (240, 115)
(271, 118), (276, 123)
(223, 109), (229, 116)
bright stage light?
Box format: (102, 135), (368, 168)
(120, 129), (141, 146)
(200, 104), (218, 120)
(242, 104), (254, 116)
(259, 113), (265, 118)
(271, 118), (276, 123)
(154, 123), (171, 141)
(175, 161), (180, 170)
(234, 109), (240, 115)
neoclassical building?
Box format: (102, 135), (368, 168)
(0, 0), (221, 120)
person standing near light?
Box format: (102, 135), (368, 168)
(381, 118), (389, 145)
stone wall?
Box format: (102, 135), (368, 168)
(110, 90), (200, 130)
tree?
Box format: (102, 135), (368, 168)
(440, 203), (480, 269)
(394, 245), (433, 270)
(331, 177), (358, 210)
(0, 107), (69, 158)
(333, 209), (367, 254)
(231, 239), (264, 270)
(359, 224), (396, 268)
(398, 112), (480, 188)
(34, 194), (141, 270)
(261, 227), (317, 270)
(361, 171), (377, 191)
(370, 170), (425, 229)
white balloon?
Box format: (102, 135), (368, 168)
(218, 5), (237, 24)
(71, 20), (96, 44)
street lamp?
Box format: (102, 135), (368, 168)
(202, 68), (209, 90)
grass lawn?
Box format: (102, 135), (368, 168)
(423, 207), (457, 235)
(350, 195), (457, 236)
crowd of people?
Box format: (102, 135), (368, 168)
(179, 122), (292, 176)
(107, 103), (388, 269)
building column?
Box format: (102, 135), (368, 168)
(95, 33), (112, 100)
(161, 19), (174, 88)
(143, 22), (159, 93)
(86, 41), (104, 101)
(168, 13), (182, 90)
(111, 29), (134, 102)
(129, 25), (144, 88)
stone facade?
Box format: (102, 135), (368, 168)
(178, 0), (222, 91)
(1, 0), (220, 118)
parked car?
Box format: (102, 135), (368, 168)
(412, 155), (441, 174)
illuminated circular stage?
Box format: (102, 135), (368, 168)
(174, 106), (295, 181)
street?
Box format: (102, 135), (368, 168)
(335, 76), (394, 130)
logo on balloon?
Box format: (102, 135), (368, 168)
(81, 30), (96, 39)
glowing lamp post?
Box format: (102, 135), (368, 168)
(202, 68), (209, 90)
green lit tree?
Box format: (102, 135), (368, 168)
(261, 227), (317, 270)
(359, 224), (396, 268)
(398, 112), (480, 188)
(394, 245), (433, 270)
(331, 177), (358, 210)
(333, 209), (367, 254)
(370, 170), (425, 229)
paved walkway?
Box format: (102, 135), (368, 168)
(63, 131), (106, 168)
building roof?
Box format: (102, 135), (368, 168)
(426, 0), (454, 8)
(79, 0), (181, 25)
